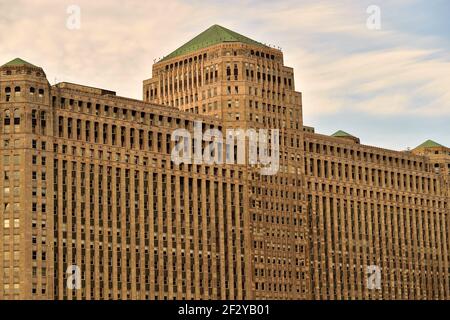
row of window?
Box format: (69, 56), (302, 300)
(306, 141), (426, 171)
(55, 96), (221, 130)
(3, 86), (45, 101)
(306, 157), (441, 194)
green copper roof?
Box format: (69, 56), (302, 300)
(161, 24), (268, 62)
(1, 58), (38, 68)
(331, 130), (354, 138)
(416, 139), (445, 148)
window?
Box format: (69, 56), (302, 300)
(40, 111), (46, 132)
(5, 87), (11, 101)
(4, 110), (10, 126)
(13, 109), (20, 127)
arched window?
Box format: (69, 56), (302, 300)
(30, 87), (35, 95)
(226, 64), (231, 81)
(5, 87), (11, 101)
(38, 89), (44, 97)
(14, 86), (21, 97)
(4, 110), (11, 131)
(14, 109), (20, 126)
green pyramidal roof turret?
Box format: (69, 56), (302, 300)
(331, 130), (354, 138)
(1, 57), (38, 68)
(161, 24), (268, 62)
(416, 140), (445, 148)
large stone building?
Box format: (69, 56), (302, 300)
(0, 25), (449, 300)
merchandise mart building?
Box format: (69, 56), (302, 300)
(0, 25), (449, 300)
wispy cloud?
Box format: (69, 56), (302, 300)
(297, 48), (450, 116)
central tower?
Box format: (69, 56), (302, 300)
(143, 24), (301, 127)
(144, 25), (309, 299)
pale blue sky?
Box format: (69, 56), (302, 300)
(0, 0), (448, 150)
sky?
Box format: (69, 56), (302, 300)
(0, 0), (448, 150)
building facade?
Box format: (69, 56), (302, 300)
(304, 132), (449, 299)
(0, 25), (449, 300)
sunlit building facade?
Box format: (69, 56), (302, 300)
(0, 25), (448, 300)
